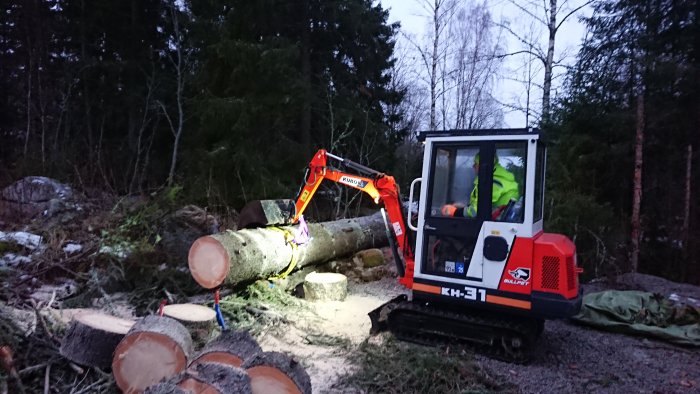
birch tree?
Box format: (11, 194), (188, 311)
(499, 0), (592, 123)
(449, 2), (503, 129)
(159, 0), (192, 187)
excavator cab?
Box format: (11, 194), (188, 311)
(404, 128), (581, 320)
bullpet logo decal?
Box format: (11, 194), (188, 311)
(504, 267), (530, 286)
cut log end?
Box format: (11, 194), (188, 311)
(243, 352), (311, 394)
(188, 236), (230, 289)
(190, 330), (262, 369)
(112, 316), (192, 393)
(180, 363), (251, 394)
(163, 303), (216, 324)
(303, 272), (348, 301)
(145, 363), (252, 394)
(59, 312), (135, 369)
(248, 366), (302, 394)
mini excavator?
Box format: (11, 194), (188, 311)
(239, 128), (582, 362)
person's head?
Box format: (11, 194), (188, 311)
(473, 153), (499, 172)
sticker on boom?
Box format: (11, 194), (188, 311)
(504, 267), (531, 286)
(338, 176), (368, 188)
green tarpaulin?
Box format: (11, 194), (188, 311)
(572, 290), (700, 347)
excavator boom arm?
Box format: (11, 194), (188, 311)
(292, 150), (414, 285)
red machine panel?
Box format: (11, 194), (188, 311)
(532, 233), (578, 299)
(498, 237), (535, 295)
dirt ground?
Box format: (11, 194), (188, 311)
(259, 274), (700, 394)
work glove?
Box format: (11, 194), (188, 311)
(441, 203), (465, 217)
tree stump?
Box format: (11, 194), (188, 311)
(190, 330), (261, 369)
(303, 272), (348, 301)
(243, 351), (311, 394)
(162, 304), (216, 347)
(146, 362), (252, 394)
(59, 311), (135, 369)
(112, 316), (193, 394)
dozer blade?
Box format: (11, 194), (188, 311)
(238, 199), (296, 229)
(368, 294), (407, 335)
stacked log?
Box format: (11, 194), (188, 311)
(189, 329), (261, 369)
(145, 362), (252, 394)
(59, 311), (135, 369)
(112, 316), (192, 393)
(188, 214), (388, 288)
(137, 330), (312, 394)
(162, 304), (217, 347)
(243, 351), (311, 394)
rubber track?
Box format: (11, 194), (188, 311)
(387, 301), (540, 363)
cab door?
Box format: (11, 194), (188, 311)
(478, 141), (530, 289)
(414, 141), (493, 284)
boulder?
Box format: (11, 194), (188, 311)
(0, 176), (80, 221)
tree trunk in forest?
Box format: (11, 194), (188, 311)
(188, 214), (388, 289)
(682, 144), (692, 281)
(112, 316), (193, 394)
(429, 0), (440, 130)
(630, 94), (645, 273)
(300, 0), (312, 157)
(542, 0), (557, 122)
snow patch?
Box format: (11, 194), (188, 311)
(63, 243), (82, 254)
(0, 231), (43, 250)
(99, 244), (132, 259)
(1, 253), (32, 266)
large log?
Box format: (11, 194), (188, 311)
(189, 329), (261, 369)
(242, 351), (311, 394)
(112, 316), (193, 394)
(146, 362), (252, 394)
(188, 214), (388, 288)
(60, 312), (135, 368)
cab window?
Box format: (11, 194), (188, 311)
(429, 146), (480, 218)
(493, 142), (527, 223)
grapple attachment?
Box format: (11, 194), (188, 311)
(237, 199), (296, 229)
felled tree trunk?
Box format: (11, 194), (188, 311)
(243, 351), (312, 394)
(188, 214), (387, 288)
(112, 316), (193, 394)
(60, 312), (135, 368)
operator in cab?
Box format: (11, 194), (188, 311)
(441, 153), (519, 219)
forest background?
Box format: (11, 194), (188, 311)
(1, 0), (698, 284)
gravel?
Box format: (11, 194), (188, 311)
(478, 274), (700, 394)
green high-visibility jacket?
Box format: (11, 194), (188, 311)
(466, 164), (519, 217)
